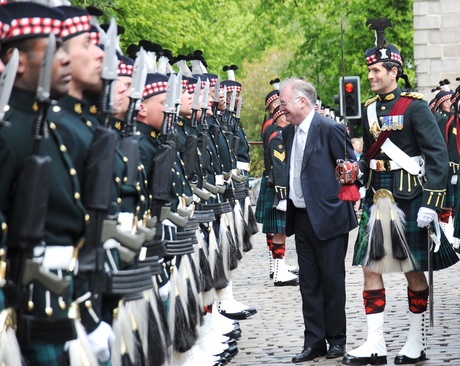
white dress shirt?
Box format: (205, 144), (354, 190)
(289, 109), (315, 208)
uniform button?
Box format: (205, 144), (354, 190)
(123, 157), (129, 163)
(123, 177), (128, 183)
(70, 168), (77, 176)
(115, 177), (121, 183)
(1, 222), (6, 231)
(52, 105), (61, 113)
(379, 117), (383, 122)
(74, 192), (81, 200)
(49, 122), (56, 130)
(85, 214), (90, 222)
(117, 198), (122, 204)
(60, 145), (67, 153)
(381, 106), (386, 111)
(140, 195), (145, 202)
(86, 121), (92, 128)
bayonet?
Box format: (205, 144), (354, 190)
(0, 48), (19, 126)
(124, 48), (147, 136)
(100, 18), (118, 127)
(235, 96), (242, 120)
(174, 69), (182, 123)
(191, 77), (201, 128)
(192, 77), (201, 110)
(222, 85), (227, 112)
(33, 33), (55, 154)
(212, 75), (220, 116)
(229, 89), (236, 113)
(36, 33), (54, 103)
(199, 79), (210, 129)
(213, 75), (220, 104)
(161, 73), (176, 139)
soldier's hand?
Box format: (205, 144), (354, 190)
(276, 199), (287, 212)
(416, 207), (437, 228)
(87, 321), (116, 362)
(451, 175), (458, 185)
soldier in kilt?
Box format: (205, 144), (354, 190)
(0, 3), (89, 364)
(255, 89), (279, 277)
(433, 90), (458, 238)
(344, 19), (459, 366)
(263, 106), (298, 286)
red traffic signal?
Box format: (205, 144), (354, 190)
(345, 82), (354, 93)
(339, 76), (361, 119)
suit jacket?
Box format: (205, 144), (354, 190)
(282, 112), (358, 240)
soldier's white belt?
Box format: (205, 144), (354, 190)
(237, 161), (250, 171)
(370, 155), (423, 175)
(370, 159), (401, 172)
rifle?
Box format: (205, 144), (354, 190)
(150, 73), (188, 228)
(6, 38), (70, 297)
(82, 23), (145, 269)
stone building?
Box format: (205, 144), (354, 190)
(414, 0), (460, 100)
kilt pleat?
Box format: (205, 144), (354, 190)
(262, 185), (285, 234)
(354, 171), (459, 272)
(255, 175), (267, 223)
(442, 177), (456, 208)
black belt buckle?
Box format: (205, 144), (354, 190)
(384, 160), (391, 172)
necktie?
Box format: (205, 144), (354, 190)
(293, 127), (304, 198)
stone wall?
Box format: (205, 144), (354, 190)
(413, 0), (460, 100)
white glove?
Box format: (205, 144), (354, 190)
(451, 175), (458, 185)
(416, 207), (437, 228)
(87, 321), (116, 362)
(276, 199), (287, 212)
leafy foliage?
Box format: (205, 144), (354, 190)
(71, 0), (413, 176)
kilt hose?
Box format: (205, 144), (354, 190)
(354, 170), (459, 271)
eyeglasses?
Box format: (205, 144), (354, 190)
(279, 96), (301, 106)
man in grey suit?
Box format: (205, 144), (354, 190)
(280, 78), (358, 363)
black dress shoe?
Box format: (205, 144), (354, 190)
(327, 344), (346, 359)
(342, 353), (387, 365)
(219, 309), (251, 320)
(394, 350), (426, 364)
(292, 347), (327, 363)
(274, 278), (299, 286)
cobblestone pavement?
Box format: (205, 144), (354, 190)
(228, 224), (460, 366)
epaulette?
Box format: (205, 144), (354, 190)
(364, 95), (379, 107)
(401, 92), (424, 100)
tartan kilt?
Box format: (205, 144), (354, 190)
(453, 182), (460, 237)
(262, 185), (286, 234)
(21, 343), (67, 365)
(354, 171), (459, 272)
(442, 172), (457, 208)
(255, 175), (268, 223)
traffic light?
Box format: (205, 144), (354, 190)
(339, 76), (361, 119)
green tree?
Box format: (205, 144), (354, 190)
(72, 0), (414, 175)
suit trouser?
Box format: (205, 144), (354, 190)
(293, 207), (348, 350)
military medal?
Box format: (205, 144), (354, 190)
(381, 115), (403, 131)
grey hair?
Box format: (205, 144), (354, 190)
(279, 77), (317, 107)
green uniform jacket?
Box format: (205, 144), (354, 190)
(360, 87), (449, 210)
(0, 88), (86, 321)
